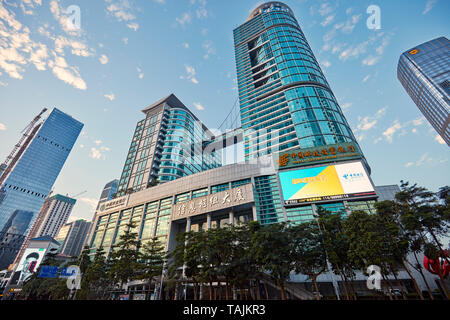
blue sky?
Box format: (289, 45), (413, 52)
(0, 0), (449, 222)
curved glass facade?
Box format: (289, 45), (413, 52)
(117, 94), (221, 196)
(234, 2), (360, 160)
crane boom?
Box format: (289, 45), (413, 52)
(0, 108), (48, 186)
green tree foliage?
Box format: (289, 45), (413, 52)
(137, 237), (165, 300)
(109, 221), (142, 293)
(77, 246), (111, 300)
(290, 221), (327, 300)
(317, 207), (356, 300)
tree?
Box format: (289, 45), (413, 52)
(77, 245), (92, 275)
(317, 207), (356, 300)
(290, 221), (327, 300)
(137, 237), (165, 300)
(374, 201), (422, 300)
(251, 223), (293, 300)
(77, 246), (111, 300)
(343, 210), (395, 299)
(109, 221), (142, 296)
(396, 181), (449, 298)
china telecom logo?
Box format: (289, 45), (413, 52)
(342, 172), (365, 182)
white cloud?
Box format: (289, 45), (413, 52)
(202, 40), (215, 59)
(127, 22), (139, 31)
(362, 55), (380, 66)
(0, 2), (90, 90)
(193, 102), (204, 111)
(355, 107), (387, 132)
(54, 36), (93, 57)
(435, 134), (445, 145)
(341, 102), (352, 111)
(94, 140), (102, 145)
(180, 64), (199, 84)
(176, 12), (192, 26)
(137, 67), (144, 79)
(79, 197), (98, 211)
(0, 123), (5, 131)
(322, 60), (331, 68)
(318, 3), (333, 16)
(182, 42), (189, 49)
(122, 37), (128, 44)
(90, 147), (101, 159)
(104, 93), (115, 101)
(405, 162), (414, 168)
(362, 74), (371, 83)
(412, 117), (425, 126)
(321, 14), (335, 27)
(99, 54), (109, 64)
(423, 0), (437, 14)
(48, 54), (87, 90)
(106, 0), (139, 30)
(382, 121), (402, 143)
(50, 0), (82, 36)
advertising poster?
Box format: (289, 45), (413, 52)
(16, 248), (47, 283)
(279, 161), (376, 205)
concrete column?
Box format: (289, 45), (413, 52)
(207, 213), (212, 230)
(186, 216), (191, 232)
(252, 204), (257, 222)
(229, 211), (234, 226)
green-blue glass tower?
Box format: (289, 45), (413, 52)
(234, 2), (361, 160)
(116, 94), (221, 197)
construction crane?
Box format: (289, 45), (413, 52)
(69, 190), (87, 198)
(0, 108), (48, 186)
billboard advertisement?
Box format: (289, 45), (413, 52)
(279, 161), (376, 205)
(16, 248), (47, 283)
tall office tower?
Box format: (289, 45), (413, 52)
(398, 36), (450, 146)
(96, 179), (119, 210)
(233, 2), (362, 161)
(116, 94), (221, 197)
(9, 194), (76, 269)
(55, 219), (92, 257)
(0, 210), (33, 270)
(27, 194), (76, 239)
(0, 108), (83, 268)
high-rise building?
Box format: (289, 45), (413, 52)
(8, 194), (76, 270)
(233, 2), (363, 162)
(116, 94), (221, 197)
(0, 210), (33, 270)
(27, 194), (76, 239)
(55, 219), (92, 258)
(96, 179), (119, 210)
(374, 185), (401, 202)
(0, 108), (83, 268)
(398, 36), (450, 146)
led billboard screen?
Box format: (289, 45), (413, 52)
(279, 161), (376, 205)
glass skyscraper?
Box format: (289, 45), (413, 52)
(116, 94), (221, 197)
(234, 2), (361, 161)
(0, 108), (83, 268)
(398, 36), (450, 146)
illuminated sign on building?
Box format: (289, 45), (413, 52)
(409, 49), (419, 55)
(274, 142), (361, 170)
(279, 161), (376, 205)
(171, 184), (254, 221)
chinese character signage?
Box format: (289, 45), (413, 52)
(279, 161), (376, 205)
(171, 184), (254, 221)
(38, 266), (59, 278)
(274, 142), (361, 170)
(100, 196), (128, 212)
